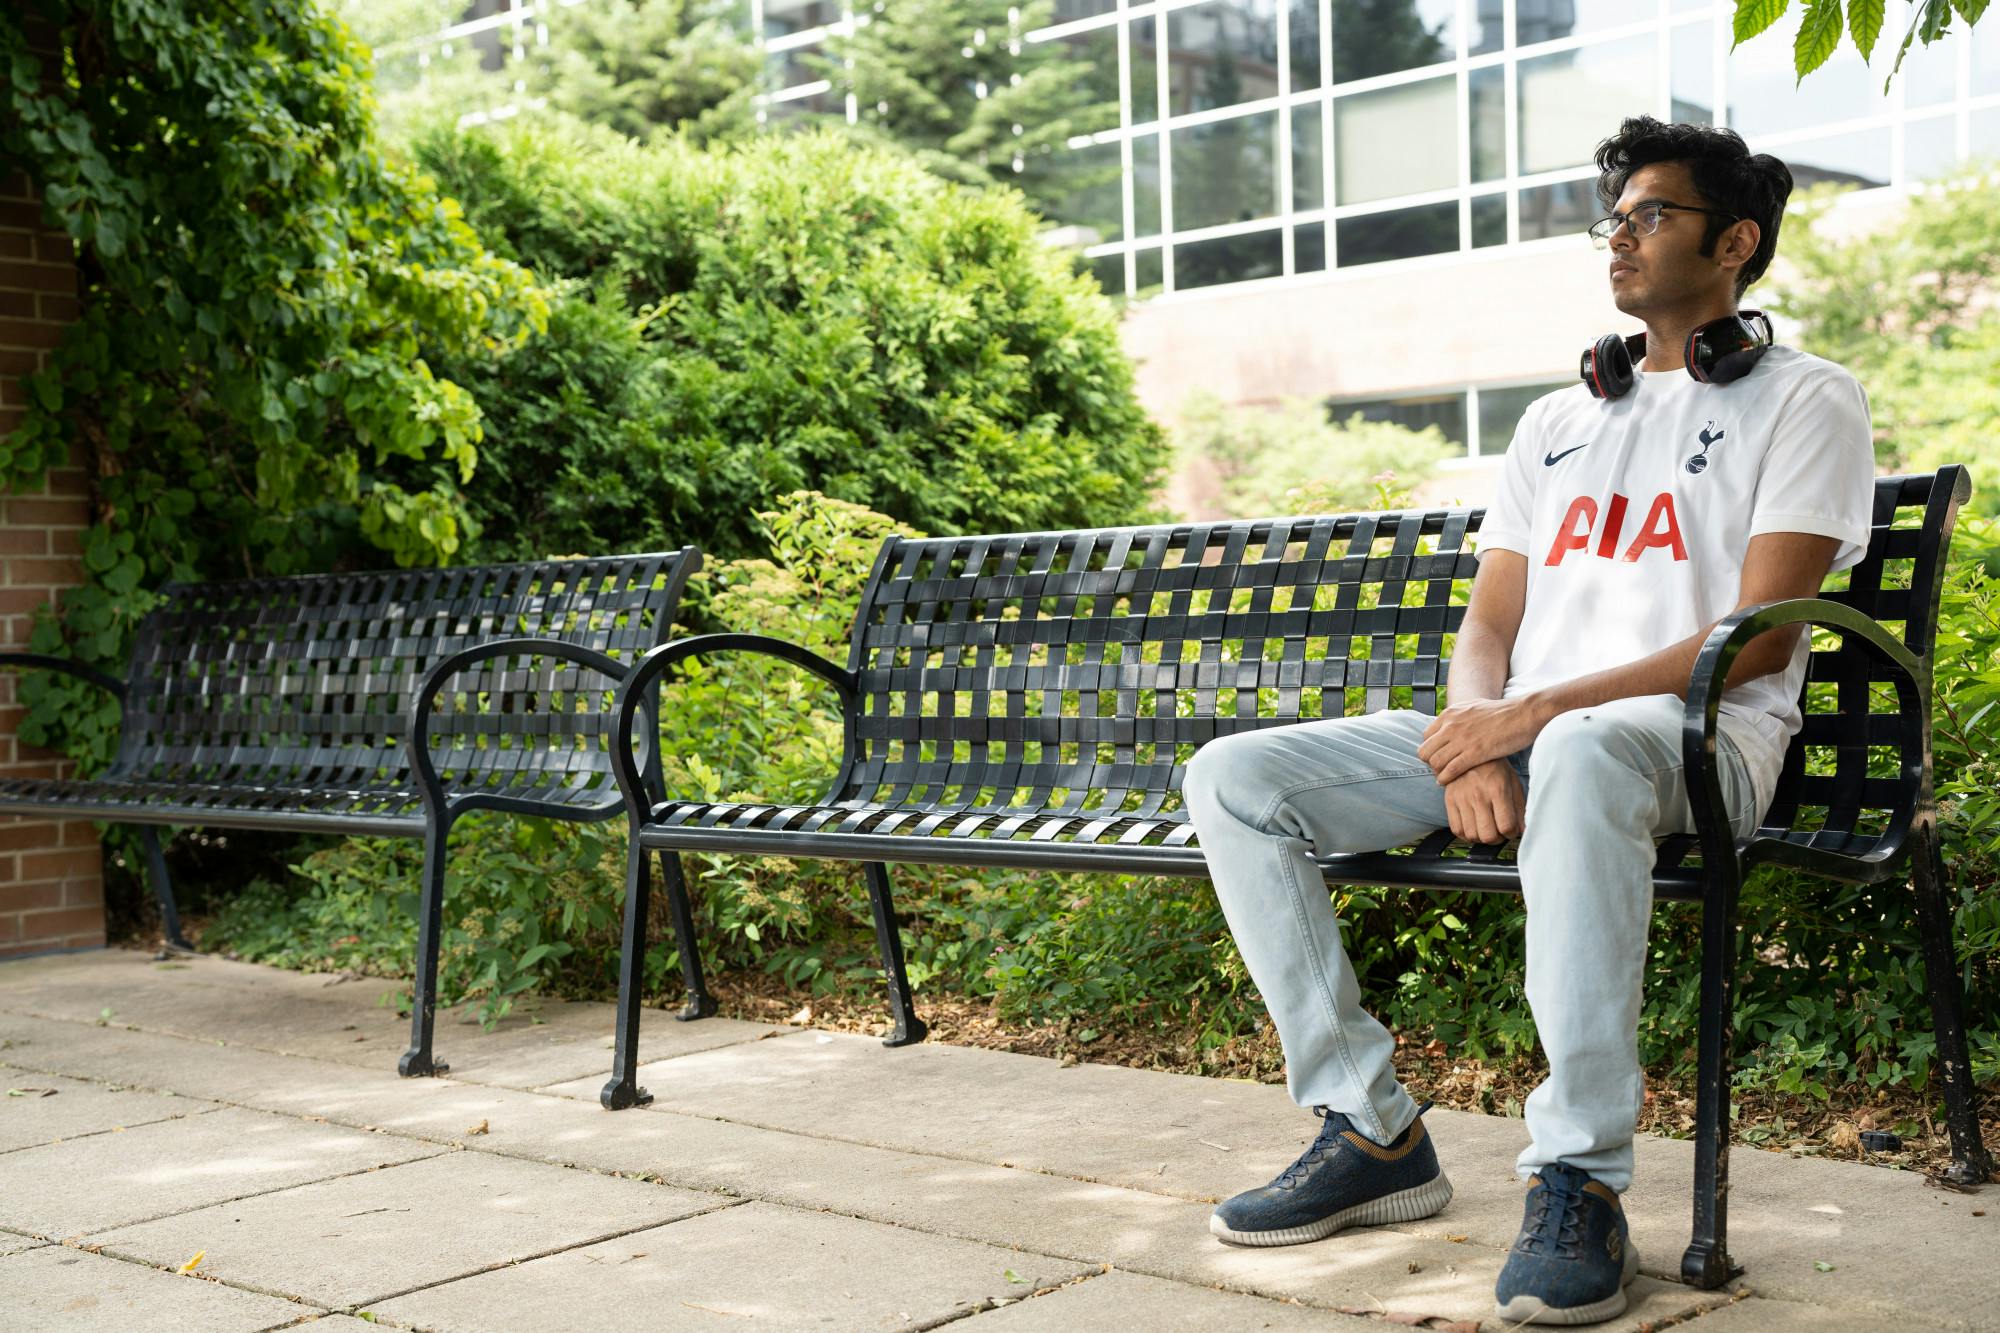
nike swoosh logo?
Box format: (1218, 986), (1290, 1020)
(1544, 442), (1592, 467)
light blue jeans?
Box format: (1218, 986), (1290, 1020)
(1182, 693), (1762, 1192)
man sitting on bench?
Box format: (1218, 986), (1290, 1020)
(1182, 115), (1875, 1326)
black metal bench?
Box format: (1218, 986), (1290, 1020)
(0, 550), (697, 1076)
(599, 469), (1988, 1289)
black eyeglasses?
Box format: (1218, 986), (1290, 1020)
(1587, 201), (1742, 249)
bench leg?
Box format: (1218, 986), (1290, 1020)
(661, 851), (717, 1022)
(862, 862), (926, 1047)
(1910, 820), (1995, 1186)
(399, 814), (454, 1078)
(602, 839), (657, 1110)
(139, 828), (192, 953)
(1683, 877), (1741, 1290)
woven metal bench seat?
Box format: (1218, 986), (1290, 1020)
(637, 797), (1722, 895)
(598, 467), (1986, 1292)
(0, 550), (698, 1076)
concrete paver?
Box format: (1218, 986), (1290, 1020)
(0, 1105), (440, 1240)
(0, 949), (784, 1090)
(372, 1199), (1095, 1332)
(1686, 1294), (1965, 1333)
(957, 1269), (1363, 1330)
(0, 1244), (319, 1332)
(91, 1148), (729, 1308)
(3, 949), (1994, 1332)
(0, 1235), (46, 1257)
(0, 1070), (213, 1153)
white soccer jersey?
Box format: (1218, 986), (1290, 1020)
(1474, 344), (1877, 823)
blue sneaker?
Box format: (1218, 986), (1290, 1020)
(1493, 1162), (1640, 1325)
(1209, 1104), (1453, 1247)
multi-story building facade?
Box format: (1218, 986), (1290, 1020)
(387, 0), (2000, 507)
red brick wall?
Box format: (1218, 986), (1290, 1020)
(0, 168), (103, 959)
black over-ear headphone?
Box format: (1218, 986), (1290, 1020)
(1580, 310), (1776, 400)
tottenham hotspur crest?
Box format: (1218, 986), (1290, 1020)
(1686, 420), (1724, 474)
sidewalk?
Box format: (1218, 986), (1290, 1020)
(0, 948), (1990, 1332)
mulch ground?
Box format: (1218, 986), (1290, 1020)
(708, 968), (2000, 1185)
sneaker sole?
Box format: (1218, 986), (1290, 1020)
(1208, 1171), (1455, 1247)
(1492, 1240), (1642, 1326)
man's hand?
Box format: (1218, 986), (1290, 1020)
(1445, 758), (1527, 844)
(1418, 696), (1547, 786)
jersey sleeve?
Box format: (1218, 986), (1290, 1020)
(1475, 398), (1541, 560)
(1748, 368), (1876, 572)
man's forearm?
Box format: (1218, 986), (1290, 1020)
(1520, 619), (1796, 728)
(1446, 620), (1513, 708)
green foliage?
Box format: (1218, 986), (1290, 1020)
(527, 0), (760, 146)
(1729, 0), (1985, 92)
(814, 0), (1120, 222)
(414, 118), (1166, 561)
(1173, 391), (1457, 518)
(0, 0), (545, 768)
(1771, 164), (2000, 516)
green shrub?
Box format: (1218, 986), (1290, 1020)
(1173, 391), (1458, 518)
(0, 0), (546, 771)
(413, 119), (1167, 562)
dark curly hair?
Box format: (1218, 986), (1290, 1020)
(1594, 116), (1794, 300)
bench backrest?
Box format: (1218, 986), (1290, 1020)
(836, 468), (1969, 845)
(115, 552), (697, 805)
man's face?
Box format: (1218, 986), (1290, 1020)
(1604, 162), (1739, 313)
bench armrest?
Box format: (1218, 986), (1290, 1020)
(0, 652), (127, 700)
(1683, 597), (1925, 884)
(407, 636), (633, 814)
(611, 633), (858, 816)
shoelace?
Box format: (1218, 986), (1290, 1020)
(1274, 1102), (1430, 1191)
(1518, 1169), (1588, 1260)
(1273, 1106), (1348, 1190)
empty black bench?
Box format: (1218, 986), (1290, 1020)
(599, 469), (1987, 1289)
(0, 550), (697, 1076)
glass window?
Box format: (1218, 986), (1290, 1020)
(764, 44), (827, 92)
(1053, 26), (1123, 136)
(1175, 228), (1285, 288)
(1136, 246), (1165, 295)
(1905, 116), (1960, 184)
(1516, 0), (1653, 48)
(1726, 7), (1886, 138)
(1291, 0), (1324, 89)
(1472, 192), (1507, 246)
(1129, 17), (1161, 126)
(1670, 22), (1714, 125)
(1901, 25), (1961, 108)
(1053, 0), (1117, 21)
(1328, 389), (1468, 450)
(1669, 0), (1708, 12)
(1042, 139), (1125, 244)
(1088, 253), (1126, 296)
(1336, 200), (1459, 265)
(1976, 15), (2000, 95)
(1518, 178), (1597, 240)
(1168, 0), (1282, 116)
(1476, 382), (1565, 455)
(1335, 75), (1456, 204)
(1470, 64), (1506, 181)
(1518, 35), (1657, 176)
(1295, 221), (1327, 271)
(1777, 129), (1891, 191)
(1172, 111), (1280, 230)
(1470, 0), (1505, 55)
(1974, 107), (2000, 161)
(1293, 101), (1325, 209)
(764, 0), (839, 40)
(1134, 133), (1163, 238)
(1332, 0), (1456, 84)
